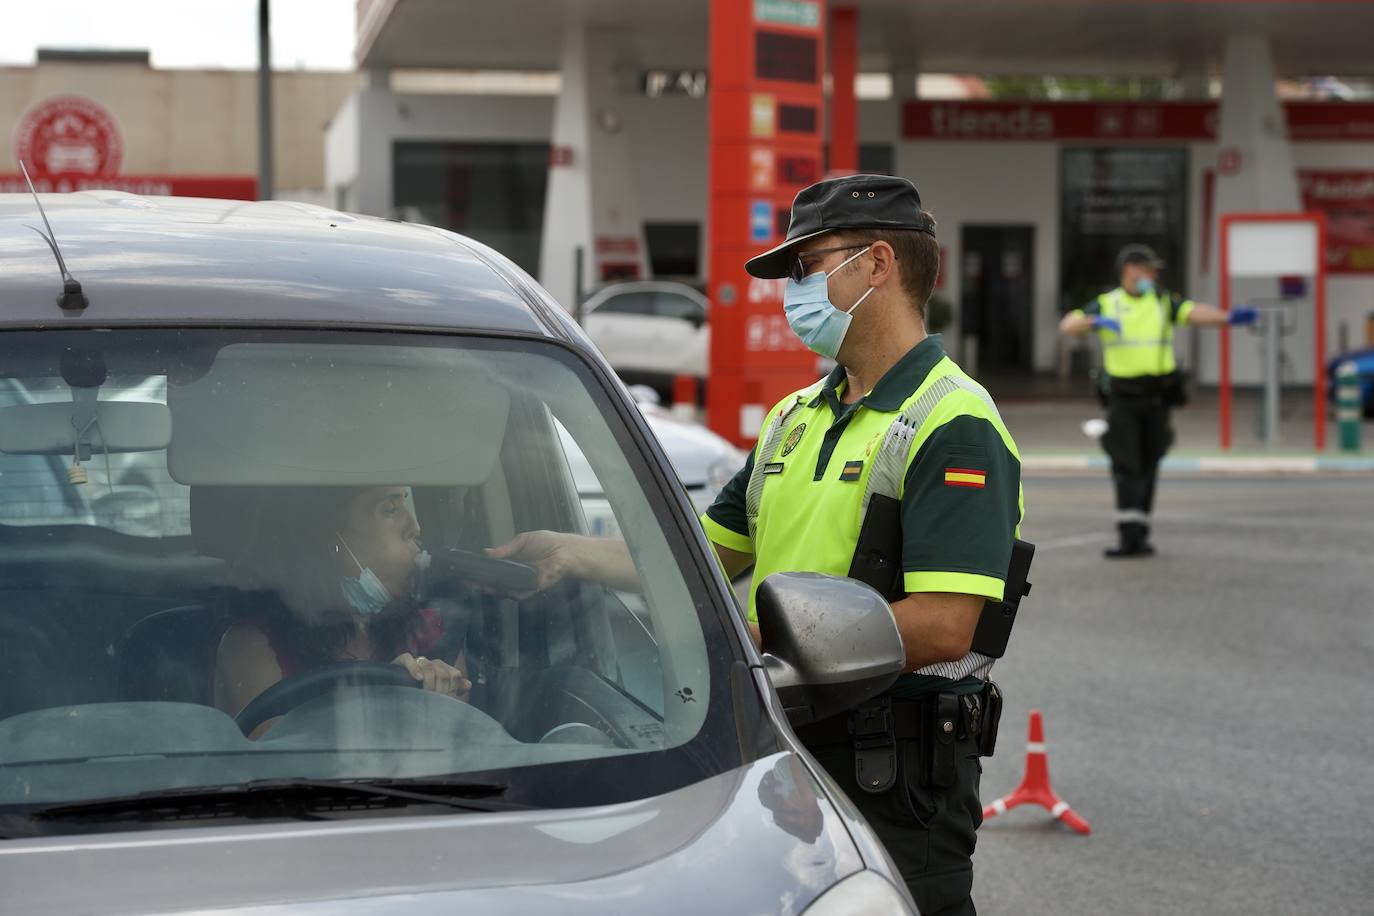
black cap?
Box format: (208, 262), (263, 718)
(1115, 243), (1164, 274)
(745, 174), (936, 279)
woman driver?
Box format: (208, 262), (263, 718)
(214, 486), (469, 737)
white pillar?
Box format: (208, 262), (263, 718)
(538, 24), (649, 313)
(1214, 35), (1300, 217)
(1203, 34), (1304, 386)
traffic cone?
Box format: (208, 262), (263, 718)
(981, 709), (1091, 835)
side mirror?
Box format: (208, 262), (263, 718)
(756, 572), (905, 727)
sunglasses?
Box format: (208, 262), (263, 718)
(788, 244), (868, 284)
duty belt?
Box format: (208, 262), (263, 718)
(794, 683), (1002, 793)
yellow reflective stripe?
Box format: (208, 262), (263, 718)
(903, 571), (1006, 601)
(701, 514), (753, 555)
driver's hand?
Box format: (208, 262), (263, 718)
(392, 653), (471, 701)
(485, 530), (575, 594)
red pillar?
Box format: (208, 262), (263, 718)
(829, 7), (857, 174)
(707, 0), (828, 446)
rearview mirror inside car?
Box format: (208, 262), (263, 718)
(0, 401), (171, 456)
(756, 572), (905, 727)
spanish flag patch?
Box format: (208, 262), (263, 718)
(944, 467), (987, 489)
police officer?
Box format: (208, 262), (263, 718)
(700, 174), (1023, 916)
(1059, 243), (1257, 557)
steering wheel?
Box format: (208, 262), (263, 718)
(235, 660), (420, 736)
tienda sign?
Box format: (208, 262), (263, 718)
(903, 100), (1374, 142)
(8, 93), (255, 200)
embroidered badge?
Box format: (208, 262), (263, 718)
(839, 460), (864, 482)
(780, 422), (807, 458)
(762, 462), (785, 476)
(944, 467), (987, 489)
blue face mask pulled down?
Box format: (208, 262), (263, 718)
(1134, 278), (1155, 297)
(337, 536), (431, 616)
(783, 246), (875, 360)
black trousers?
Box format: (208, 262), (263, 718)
(1100, 391), (1174, 545)
(805, 734), (983, 915)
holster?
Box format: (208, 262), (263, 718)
(975, 681), (1003, 759)
(923, 693), (961, 789)
(848, 698), (897, 794)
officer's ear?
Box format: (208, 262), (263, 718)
(865, 239), (897, 289)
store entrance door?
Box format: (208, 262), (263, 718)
(960, 225), (1035, 373)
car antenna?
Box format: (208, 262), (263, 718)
(19, 160), (88, 312)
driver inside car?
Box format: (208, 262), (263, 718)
(214, 486), (470, 738)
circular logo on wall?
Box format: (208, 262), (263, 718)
(13, 95), (123, 179)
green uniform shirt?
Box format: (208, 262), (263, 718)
(702, 335), (1023, 694)
(1070, 287), (1195, 379)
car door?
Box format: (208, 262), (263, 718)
(582, 289), (661, 373)
(649, 290), (709, 378)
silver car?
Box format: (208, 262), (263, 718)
(0, 193), (915, 914)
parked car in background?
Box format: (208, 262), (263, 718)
(560, 388), (747, 539)
(1326, 346), (1374, 417)
(581, 281), (709, 402)
(0, 192), (914, 914)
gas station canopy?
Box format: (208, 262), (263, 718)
(358, 0), (1374, 77)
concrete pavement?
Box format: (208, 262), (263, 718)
(973, 474), (1374, 915)
(994, 388), (1374, 474)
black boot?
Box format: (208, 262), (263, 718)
(1105, 521), (1155, 558)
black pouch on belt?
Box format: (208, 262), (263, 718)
(923, 693), (960, 789)
(849, 699), (897, 794)
(977, 681), (1003, 758)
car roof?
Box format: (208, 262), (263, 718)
(0, 192), (574, 338)
(583, 280), (709, 311)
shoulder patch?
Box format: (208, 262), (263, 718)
(944, 467), (987, 489)
(780, 422), (807, 457)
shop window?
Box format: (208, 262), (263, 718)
(1059, 147), (1188, 312)
(644, 222), (701, 279)
(392, 141), (549, 276)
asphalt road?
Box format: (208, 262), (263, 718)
(972, 473), (1374, 916)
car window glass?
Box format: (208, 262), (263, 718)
(592, 290), (653, 315)
(0, 329), (737, 821)
(652, 292), (706, 323)
(0, 376), (190, 538)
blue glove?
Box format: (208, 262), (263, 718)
(1229, 305), (1259, 326)
(1091, 315), (1123, 335)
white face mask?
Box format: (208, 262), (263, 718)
(336, 535), (392, 616)
(782, 246), (875, 360)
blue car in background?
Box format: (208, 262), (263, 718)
(1326, 347), (1374, 417)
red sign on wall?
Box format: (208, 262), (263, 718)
(0, 174), (256, 200)
(902, 100), (1374, 143)
(1300, 171), (1374, 273)
(14, 95), (124, 179)
(8, 94), (255, 201)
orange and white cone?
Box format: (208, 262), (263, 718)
(982, 708), (1091, 835)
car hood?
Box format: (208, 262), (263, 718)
(0, 752), (864, 915)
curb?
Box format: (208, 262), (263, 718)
(1023, 454), (1374, 474)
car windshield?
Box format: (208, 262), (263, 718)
(0, 328), (744, 829)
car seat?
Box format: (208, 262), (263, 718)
(115, 486), (262, 705)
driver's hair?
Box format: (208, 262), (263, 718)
(231, 487), (415, 665)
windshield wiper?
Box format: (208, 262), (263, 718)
(15, 777), (523, 828)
